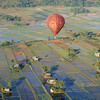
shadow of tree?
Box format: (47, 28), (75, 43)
(96, 72), (100, 79)
(51, 65), (59, 72)
(63, 77), (75, 87)
(74, 49), (80, 54)
(38, 58), (42, 61)
(13, 76), (26, 87)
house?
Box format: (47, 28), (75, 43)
(47, 79), (55, 84)
(32, 56), (39, 61)
(94, 53), (100, 57)
(44, 73), (51, 78)
(3, 87), (10, 92)
(50, 89), (54, 93)
(14, 64), (19, 68)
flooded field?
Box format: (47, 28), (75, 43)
(0, 7), (100, 43)
(0, 39), (100, 100)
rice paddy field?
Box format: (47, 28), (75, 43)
(0, 6), (100, 43)
(0, 5), (100, 100)
(0, 38), (100, 100)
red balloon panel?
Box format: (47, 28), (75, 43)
(46, 14), (65, 35)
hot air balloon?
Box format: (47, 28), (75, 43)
(46, 14), (65, 36)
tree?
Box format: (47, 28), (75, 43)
(0, 83), (2, 91)
(96, 61), (100, 71)
(5, 79), (12, 88)
(41, 66), (47, 72)
(60, 80), (65, 89)
(66, 47), (77, 58)
(11, 59), (14, 63)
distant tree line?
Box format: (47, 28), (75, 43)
(0, 0), (100, 8)
(71, 7), (90, 15)
(0, 41), (13, 47)
(0, 14), (21, 22)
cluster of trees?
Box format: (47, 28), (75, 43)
(0, 41), (13, 47)
(0, 14), (30, 26)
(15, 22), (30, 26)
(41, 65), (66, 93)
(96, 61), (100, 71)
(41, 66), (51, 75)
(0, 0), (100, 8)
(0, 79), (12, 93)
(71, 7), (90, 15)
(11, 45), (20, 52)
(0, 14), (21, 22)
(66, 47), (78, 58)
(50, 79), (65, 93)
(70, 30), (98, 39)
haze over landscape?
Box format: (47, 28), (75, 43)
(0, 0), (100, 100)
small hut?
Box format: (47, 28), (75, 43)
(50, 89), (54, 93)
(3, 87), (10, 92)
(94, 53), (100, 57)
(44, 73), (51, 78)
(14, 64), (19, 68)
(47, 79), (55, 84)
(32, 56), (39, 61)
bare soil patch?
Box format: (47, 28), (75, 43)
(83, 40), (100, 49)
(45, 39), (68, 47)
(74, 40), (93, 47)
(92, 66), (100, 73)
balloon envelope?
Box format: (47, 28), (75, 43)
(46, 14), (65, 35)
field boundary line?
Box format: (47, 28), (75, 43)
(2, 47), (22, 100)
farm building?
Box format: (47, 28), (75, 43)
(50, 89), (54, 93)
(94, 53), (100, 57)
(32, 56), (39, 61)
(3, 87), (10, 92)
(44, 73), (51, 78)
(47, 79), (55, 84)
(14, 64), (19, 68)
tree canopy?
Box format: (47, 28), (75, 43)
(0, 0), (100, 8)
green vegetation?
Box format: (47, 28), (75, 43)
(96, 61), (100, 71)
(71, 7), (90, 15)
(0, 14), (21, 22)
(0, 80), (12, 94)
(41, 66), (51, 75)
(15, 22), (30, 26)
(66, 47), (77, 58)
(60, 57), (66, 62)
(0, 83), (2, 93)
(5, 79), (12, 88)
(96, 72), (100, 79)
(10, 64), (21, 72)
(51, 79), (65, 93)
(0, 14), (30, 26)
(90, 48), (100, 56)
(0, 0), (100, 8)
(0, 41), (13, 47)
(11, 45), (20, 52)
